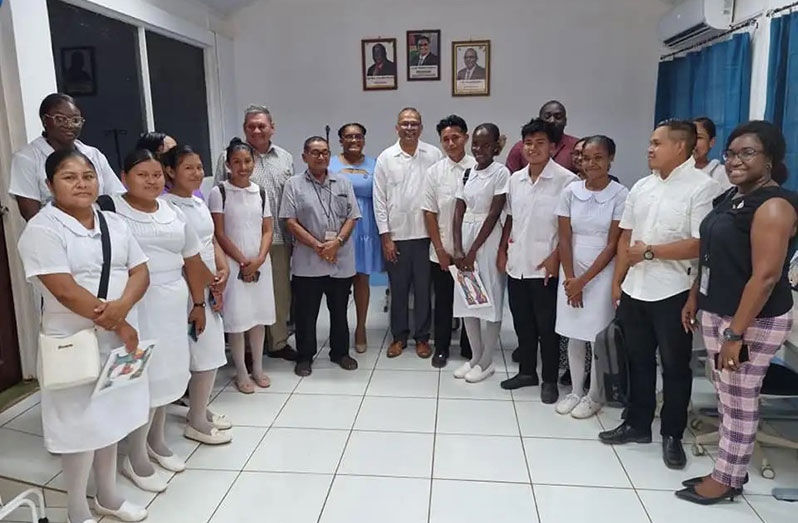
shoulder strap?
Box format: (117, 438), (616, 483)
(96, 211), (112, 300)
(462, 168), (472, 186)
(96, 194), (116, 213)
(217, 183), (226, 210)
(259, 187), (266, 213)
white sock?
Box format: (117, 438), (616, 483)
(147, 405), (172, 457)
(127, 409), (155, 477)
(477, 320), (501, 369)
(247, 325), (267, 381)
(188, 369), (216, 435)
(62, 451), (93, 523)
(464, 318), (483, 368)
(567, 338), (588, 396)
(229, 332), (250, 384)
(93, 443), (124, 510)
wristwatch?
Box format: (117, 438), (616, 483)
(722, 328), (743, 342)
(193, 302), (206, 309)
(336, 236), (345, 246)
(643, 245), (655, 261)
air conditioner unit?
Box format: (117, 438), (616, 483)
(659, 0), (735, 49)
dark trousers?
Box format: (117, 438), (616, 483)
(293, 275), (353, 363)
(431, 262), (471, 356)
(618, 291), (693, 438)
(386, 239), (431, 344)
(508, 276), (560, 383)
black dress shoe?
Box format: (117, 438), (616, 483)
(432, 351), (449, 369)
(501, 373), (539, 390)
(598, 423), (652, 445)
(268, 346), (298, 361)
(682, 473), (748, 488)
(675, 485), (742, 505)
(662, 436), (687, 469)
(294, 360), (312, 377)
(331, 354), (359, 371)
(511, 347), (521, 363)
(540, 382), (559, 404)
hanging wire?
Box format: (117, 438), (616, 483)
(660, 17), (758, 61)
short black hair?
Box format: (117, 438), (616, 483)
(226, 137), (254, 162)
(726, 120), (788, 185)
(338, 123), (367, 139)
(656, 118), (698, 157)
(136, 132), (169, 154)
(582, 135), (616, 157)
(123, 149), (159, 173)
(44, 149), (95, 183)
(693, 116), (717, 139)
(161, 144), (199, 170)
(39, 93), (77, 119)
(304, 136), (329, 152)
(539, 100), (566, 117)
(416, 34), (430, 44)
(474, 123), (500, 142)
(436, 115), (468, 135)
(521, 118), (557, 142)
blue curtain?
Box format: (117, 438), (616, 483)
(765, 12), (798, 191)
(655, 33), (752, 162)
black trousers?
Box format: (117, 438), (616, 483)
(508, 276), (560, 383)
(293, 276), (353, 363)
(618, 291), (693, 437)
(431, 262), (471, 356)
(386, 239), (431, 344)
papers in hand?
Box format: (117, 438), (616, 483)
(92, 340), (155, 398)
(449, 263), (492, 309)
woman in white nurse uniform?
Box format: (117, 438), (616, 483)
(452, 124), (510, 383)
(163, 144), (232, 445)
(18, 149), (149, 523)
(103, 149), (213, 492)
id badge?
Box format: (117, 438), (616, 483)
(324, 231), (337, 241)
(699, 266), (710, 296)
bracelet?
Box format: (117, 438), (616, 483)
(193, 302), (205, 309)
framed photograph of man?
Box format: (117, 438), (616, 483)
(452, 40), (490, 97)
(406, 30), (441, 81)
(362, 38), (398, 91)
(61, 46), (97, 96)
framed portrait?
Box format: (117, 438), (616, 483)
(406, 30), (441, 81)
(362, 38), (398, 91)
(61, 47), (97, 96)
(452, 40), (490, 97)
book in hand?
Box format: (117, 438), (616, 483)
(449, 262), (492, 309)
(92, 340), (155, 398)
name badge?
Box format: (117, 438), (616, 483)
(699, 266), (710, 296)
(324, 231), (337, 241)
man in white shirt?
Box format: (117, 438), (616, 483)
(693, 116), (732, 190)
(498, 119), (579, 403)
(599, 120), (720, 470)
(422, 115), (476, 368)
(374, 108), (444, 358)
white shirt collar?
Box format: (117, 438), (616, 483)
(653, 156), (696, 182)
(571, 179), (625, 203)
(44, 202), (101, 237)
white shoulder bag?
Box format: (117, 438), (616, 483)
(38, 211), (111, 390)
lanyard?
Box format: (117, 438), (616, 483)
(312, 179), (335, 228)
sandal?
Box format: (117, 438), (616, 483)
(252, 374), (271, 388)
(234, 378), (255, 394)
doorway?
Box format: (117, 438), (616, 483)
(0, 212), (22, 393)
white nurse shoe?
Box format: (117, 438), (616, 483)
(147, 444), (186, 472)
(184, 425), (233, 445)
(465, 363), (495, 383)
(121, 457), (168, 493)
(94, 499), (147, 522)
(453, 361), (472, 379)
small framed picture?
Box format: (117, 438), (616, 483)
(61, 47), (97, 97)
(406, 30), (441, 81)
(362, 38), (398, 91)
(452, 40), (490, 97)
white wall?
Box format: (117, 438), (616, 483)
(229, 0), (670, 186)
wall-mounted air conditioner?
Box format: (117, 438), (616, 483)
(659, 0), (735, 49)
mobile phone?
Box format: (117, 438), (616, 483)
(188, 322), (199, 342)
(715, 345), (750, 368)
(209, 292), (218, 309)
(237, 270), (261, 282)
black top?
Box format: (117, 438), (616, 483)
(698, 185), (798, 318)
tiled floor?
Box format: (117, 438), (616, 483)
(1, 288), (798, 522)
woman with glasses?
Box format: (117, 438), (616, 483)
(328, 123), (381, 352)
(10, 93), (125, 221)
(677, 121), (798, 504)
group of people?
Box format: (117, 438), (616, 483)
(6, 91), (798, 523)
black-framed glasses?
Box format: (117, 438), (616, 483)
(308, 150), (331, 158)
(722, 148), (762, 163)
(44, 114), (85, 127)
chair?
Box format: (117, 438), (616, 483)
(0, 488), (48, 522)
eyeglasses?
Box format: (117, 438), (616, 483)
(722, 148), (762, 163)
(308, 150), (331, 158)
(44, 114), (85, 127)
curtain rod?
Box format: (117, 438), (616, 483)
(768, 1), (798, 17)
(660, 17), (757, 61)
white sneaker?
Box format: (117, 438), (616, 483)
(94, 499), (147, 522)
(571, 396), (602, 419)
(465, 364), (495, 383)
(453, 362), (472, 379)
(555, 393), (582, 415)
(121, 457), (168, 493)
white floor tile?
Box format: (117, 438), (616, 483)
(319, 475), (429, 523)
(517, 401), (604, 439)
(430, 479), (538, 523)
(245, 427), (349, 474)
(3, 404), (43, 437)
(0, 428), (61, 485)
(273, 394), (362, 430)
(354, 396), (437, 433)
(375, 349), (440, 371)
(0, 392), (40, 426)
(707, 446), (798, 496)
(338, 430), (433, 478)
(222, 368), (301, 394)
(312, 346), (381, 371)
(534, 485), (650, 523)
(293, 368), (372, 396)
(524, 438), (631, 488)
(366, 370), (439, 398)
(615, 443), (716, 490)
(139, 470), (237, 523)
(434, 434), (529, 483)
(438, 371), (513, 401)
(208, 391), (289, 427)
(596, 406), (689, 443)
(209, 472), (333, 523)
(746, 494), (798, 523)
(638, 488), (762, 523)
(47, 467), (160, 510)
(185, 426), (266, 471)
(436, 399), (518, 436)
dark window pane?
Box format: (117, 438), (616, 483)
(146, 31), (212, 176)
(48, 0), (145, 173)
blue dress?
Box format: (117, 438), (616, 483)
(329, 154), (383, 275)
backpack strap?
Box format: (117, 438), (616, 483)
(259, 187), (266, 214)
(96, 211), (112, 300)
(462, 168), (472, 186)
(217, 183), (226, 210)
(96, 194), (116, 213)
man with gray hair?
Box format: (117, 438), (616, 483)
(215, 105), (296, 361)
